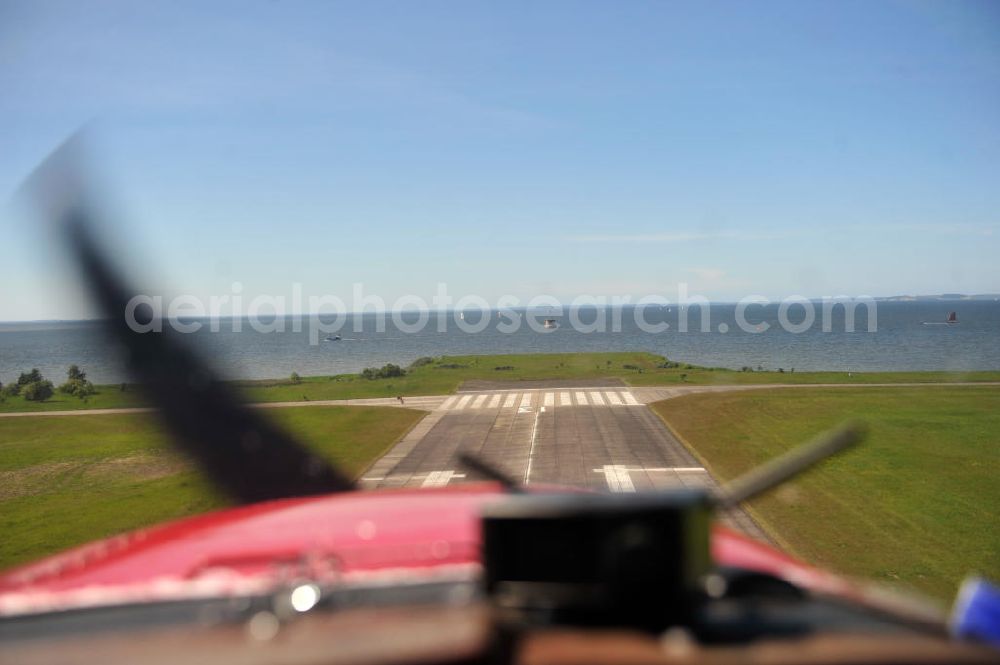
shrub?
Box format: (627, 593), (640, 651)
(59, 379), (97, 398)
(22, 380), (54, 402)
(494, 365), (514, 371)
(434, 363), (466, 370)
(59, 366), (96, 398)
(409, 357), (436, 368)
(622, 364), (640, 370)
(361, 364), (406, 380)
(2, 383), (21, 398)
(680, 373), (688, 382)
(290, 372), (301, 384)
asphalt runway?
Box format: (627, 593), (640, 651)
(362, 385), (768, 540)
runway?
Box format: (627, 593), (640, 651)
(362, 384), (768, 540)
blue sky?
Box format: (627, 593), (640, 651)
(1, 0), (998, 320)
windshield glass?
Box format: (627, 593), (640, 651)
(0, 0), (997, 618)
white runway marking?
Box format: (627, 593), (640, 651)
(524, 406), (545, 483)
(559, 392), (572, 406)
(454, 395), (473, 410)
(440, 396), (457, 410)
(604, 391), (623, 406)
(543, 392), (555, 407)
(521, 392), (533, 406)
(595, 465), (635, 492)
(471, 394), (488, 409)
(622, 391), (640, 405)
(588, 391), (605, 405)
(503, 393), (517, 408)
(487, 394), (501, 409)
(574, 391), (588, 405)
(645, 467), (707, 472)
(421, 470), (467, 488)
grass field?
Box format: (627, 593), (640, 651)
(0, 406), (425, 570)
(651, 386), (1000, 601)
(3, 352), (999, 414)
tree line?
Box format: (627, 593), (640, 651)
(0, 365), (97, 403)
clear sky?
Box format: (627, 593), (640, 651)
(1, 0), (998, 320)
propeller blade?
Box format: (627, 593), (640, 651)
(23, 136), (355, 504)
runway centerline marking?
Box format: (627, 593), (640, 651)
(523, 406), (545, 484)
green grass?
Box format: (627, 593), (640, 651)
(3, 352), (998, 414)
(651, 386), (1000, 601)
(0, 406), (425, 570)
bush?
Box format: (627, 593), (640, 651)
(622, 364), (640, 370)
(290, 372), (301, 384)
(22, 380), (54, 402)
(494, 365), (514, 371)
(58, 366), (96, 399)
(434, 363), (466, 370)
(409, 357), (436, 368)
(59, 379), (97, 398)
(361, 364), (406, 380)
(2, 383), (21, 398)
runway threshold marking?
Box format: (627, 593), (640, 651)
(503, 393), (517, 408)
(543, 393), (555, 407)
(455, 395), (473, 410)
(594, 466), (708, 492)
(559, 392), (572, 406)
(487, 394), (502, 409)
(421, 470), (467, 488)
(574, 391), (588, 405)
(596, 465), (635, 493)
(621, 391), (640, 405)
(588, 391), (605, 405)
(440, 396), (458, 410)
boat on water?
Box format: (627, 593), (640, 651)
(922, 311), (959, 326)
(542, 318), (558, 329)
(324, 334), (342, 341)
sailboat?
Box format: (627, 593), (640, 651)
(923, 311), (958, 326)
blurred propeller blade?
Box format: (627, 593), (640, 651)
(23, 136), (354, 503)
(717, 422), (865, 509)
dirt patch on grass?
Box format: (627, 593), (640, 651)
(0, 454), (188, 500)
